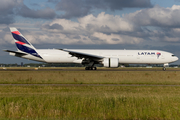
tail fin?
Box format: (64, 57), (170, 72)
(10, 27), (42, 59)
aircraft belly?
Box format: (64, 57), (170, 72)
(119, 56), (164, 64)
(42, 54), (76, 63)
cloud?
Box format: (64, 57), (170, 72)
(0, 16), (15, 25)
(43, 23), (64, 30)
(122, 5), (180, 42)
(126, 5), (180, 28)
(0, 0), (21, 13)
(55, 0), (91, 19)
(17, 5), (56, 19)
(0, 0), (22, 24)
(38, 5), (180, 45)
(47, 0), (59, 3)
(0, 0), (153, 24)
(4, 5), (180, 47)
(104, 0), (153, 10)
(78, 12), (134, 33)
(92, 32), (143, 44)
(0, 27), (15, 44)
(54, 0), (153, 18)
(0, 0), (57, 24)
(39, 12), (142, 45)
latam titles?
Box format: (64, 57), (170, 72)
(138, 52), (155, 55)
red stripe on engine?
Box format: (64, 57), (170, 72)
(16, 41), (25, 45)
(12, 31), (21, 35)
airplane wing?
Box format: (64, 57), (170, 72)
(3, 50), (27, 56)
(59, 49), (104, 60)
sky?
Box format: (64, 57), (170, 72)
(1, 0), (180, 64)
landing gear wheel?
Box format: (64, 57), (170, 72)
(163, 67), (166, 71)
(93, 67), (97, 70)
(85, 67), (89, 70)
(92, 67), (97, 70)
(85, 67), (97, 70)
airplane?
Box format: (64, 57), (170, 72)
(3, 27), (179, 71)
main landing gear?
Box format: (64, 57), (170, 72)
(84, 61), (97, 70)
(85, 67), (97, 70)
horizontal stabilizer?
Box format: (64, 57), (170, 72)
(3, 49), (27, 56)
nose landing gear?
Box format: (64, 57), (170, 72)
(162, 67), (166, 71)
(163, 63), (169, 71)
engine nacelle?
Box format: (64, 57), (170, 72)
(102, 58), (119, 68)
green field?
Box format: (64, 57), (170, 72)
(1, 67), (180, 85)
(0, 67), (180, 119)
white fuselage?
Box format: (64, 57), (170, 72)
(7, 27), (178, 67)
(18, 49), (178, 65)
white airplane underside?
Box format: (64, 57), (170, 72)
(4, 28), (179, 71)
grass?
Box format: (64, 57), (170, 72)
(0, 68), (180, 84)
(0, 86), (180, 119)
(0, 67), (180, 119)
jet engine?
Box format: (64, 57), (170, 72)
(102, 58), (119, 68)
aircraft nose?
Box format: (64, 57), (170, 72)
(171, 55), (178, 62)
(173, 56), (179, 62)
(176, 56), (179, 61)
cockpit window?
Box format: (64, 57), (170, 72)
(172, 55), (176, 57)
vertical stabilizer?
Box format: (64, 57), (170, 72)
(10, 27), (42, 59)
